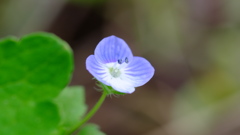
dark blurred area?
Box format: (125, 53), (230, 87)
(1, 0), (240, 135)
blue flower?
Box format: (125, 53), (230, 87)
(86, 35), (155, 94)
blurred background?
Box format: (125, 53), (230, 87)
(1, 0), (240, 135)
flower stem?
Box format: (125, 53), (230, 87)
(69, 91), (107, 135)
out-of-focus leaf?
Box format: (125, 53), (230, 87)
(171, 70), (240, 135)
(54, 86), (87, 132)
(0, 32), (73, 135)
(78, 124), (106, 135)
(196, 71), (238, 104)
(208, 29), (240, 81)
(0, 98), (60, 135)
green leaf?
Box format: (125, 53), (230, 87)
(54, 86), (87, 132)
(0, 98), (60, 135)
(78, 124), (106, 135)
(0, 32), (74, 135)
(0, 32), (73, 101)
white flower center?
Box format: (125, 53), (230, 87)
(106, 58), (129, 78)
(109, 67), (121, 78)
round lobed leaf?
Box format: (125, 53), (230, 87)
(0, 32), (73, 101)
(0, 32), (74, 135)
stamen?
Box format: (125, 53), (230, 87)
(109, 67), (121, 78)
(118, 59), (123, 64)
(125, 57), (129, 63)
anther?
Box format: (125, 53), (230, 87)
(118, 59), (123, 64)
(125, 57), (129, 63)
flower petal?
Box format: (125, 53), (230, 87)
(109, 78), (135, 94)
(86, 55), (111, 86)
(94, 35), (133, 64)
(123, 56), (155, 87)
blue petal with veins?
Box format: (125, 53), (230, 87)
(86, 35), (154, 94)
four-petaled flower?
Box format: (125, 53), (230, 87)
(86, 35), (155, 94)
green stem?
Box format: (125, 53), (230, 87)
(69, 91), (107, 135)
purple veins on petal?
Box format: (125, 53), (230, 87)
(94, 35), (133, 64)
(86, 55), (111, 86)
(123, 57), (155, 87)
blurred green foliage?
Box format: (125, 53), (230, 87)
(78, 124), (105, 135)
(0, 32), (104, 135)
(54, 86), (87, 134)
